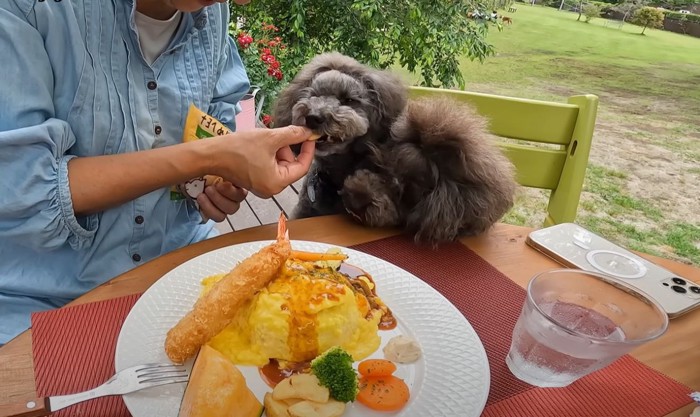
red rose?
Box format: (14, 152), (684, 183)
(237, 35), (253, 49)
(272, 69), (283, 81)
(269, 60), (280, 69)
(236, 32), (253, 48)
(261, 54), (276, 64)
(262, 114), (273, 126)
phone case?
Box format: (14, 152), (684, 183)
(526, 223), (700, 318)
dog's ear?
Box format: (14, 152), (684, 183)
(272, 53), (341, 128)
(361, 69), (408, 127)
(272, 76), (310, 129)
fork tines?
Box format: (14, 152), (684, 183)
(136, 363), (189, 385)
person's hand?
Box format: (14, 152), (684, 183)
(207, 126), (316, 198)
(196, 181), (248, 222)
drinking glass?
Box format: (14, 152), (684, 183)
(506, 269), (668, 387)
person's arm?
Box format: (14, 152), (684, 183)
(0, 4), (314, 254)
(70, 126), (315, 215)
(67, 141), (210, 215)
(0, 4), (215, 250)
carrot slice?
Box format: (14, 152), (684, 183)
(290, 250), (348, 262)
(357, 375), (410, 412)
(358, 359), (397, 377)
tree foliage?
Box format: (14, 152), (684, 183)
(230, 0), (495, 91)
(632, 6), (665, 33)
(612, 0), (649, 26)
(582, 3), (602, 21)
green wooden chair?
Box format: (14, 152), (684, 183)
(408, 86), (599, 227)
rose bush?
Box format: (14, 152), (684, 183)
(234, 22), (289, 126)
(231, 1), (494, 90)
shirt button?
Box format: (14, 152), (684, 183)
(132, 253), (142, 262)
(154, 125), (162, 135)
(135, 215), (144, 224)
(147, 81), (157, 90)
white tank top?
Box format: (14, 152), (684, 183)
(134, 10), (182, 65)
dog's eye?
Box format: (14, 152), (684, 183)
(341, 97), (358, 106)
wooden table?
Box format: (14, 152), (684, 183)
(1, 215), (698, 417)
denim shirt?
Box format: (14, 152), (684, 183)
(0, 0), (250, 344)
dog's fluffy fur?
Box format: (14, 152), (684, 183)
(273, 52), (517, 245)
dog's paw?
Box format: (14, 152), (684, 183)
(341, 170), (400, 227)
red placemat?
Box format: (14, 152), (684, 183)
(351, 235), (694, 417)
(30, 235), (693, 417)
(31, 294), (140, 417)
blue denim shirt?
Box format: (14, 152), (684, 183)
(0, 0), (250, 344)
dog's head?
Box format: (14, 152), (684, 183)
(273, 53), (407, 156)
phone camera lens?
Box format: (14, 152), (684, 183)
(672, 277), (686, 285)
(690, 286), (700, 294)
(671, 285), (687, 294)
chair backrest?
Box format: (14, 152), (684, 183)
(408, 86), (599, 226)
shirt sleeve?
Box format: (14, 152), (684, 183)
(0, 3), (98, 252)
(207, 6), (251, 131)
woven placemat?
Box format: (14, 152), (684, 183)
(31, 294), (140, 417)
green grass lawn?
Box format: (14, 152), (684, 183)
(398, 5), (700, 265)
(456, 5), (700, 103)
(397, 4), (700, 100)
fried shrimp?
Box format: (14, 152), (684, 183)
(164, 213), (291, 363)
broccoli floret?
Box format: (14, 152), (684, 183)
(310, 346), (359, 402)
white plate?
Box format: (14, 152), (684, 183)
(115, 240), (490, 417)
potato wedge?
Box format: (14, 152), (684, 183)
(263, 393), (289, 417)
(287, 399), (346, 417)
(271, 376), (296, 400)
(272, 373), (329, 403)
(283, 398), (304, 407)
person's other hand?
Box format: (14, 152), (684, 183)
(196, 181), (248, 222)
(208, 126), (316, 198)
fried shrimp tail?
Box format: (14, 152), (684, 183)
(164, 213), (291, 363)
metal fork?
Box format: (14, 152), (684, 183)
(14, 363), (189, 416)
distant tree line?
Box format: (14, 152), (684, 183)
(527, 0), (700, 35)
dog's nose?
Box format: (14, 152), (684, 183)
(305, 114), (324, 129)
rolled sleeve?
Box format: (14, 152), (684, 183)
(0, 121), (98, 252)
(57, 155), (99, 249)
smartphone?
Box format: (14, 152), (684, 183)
(526, 222), (700, 319)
